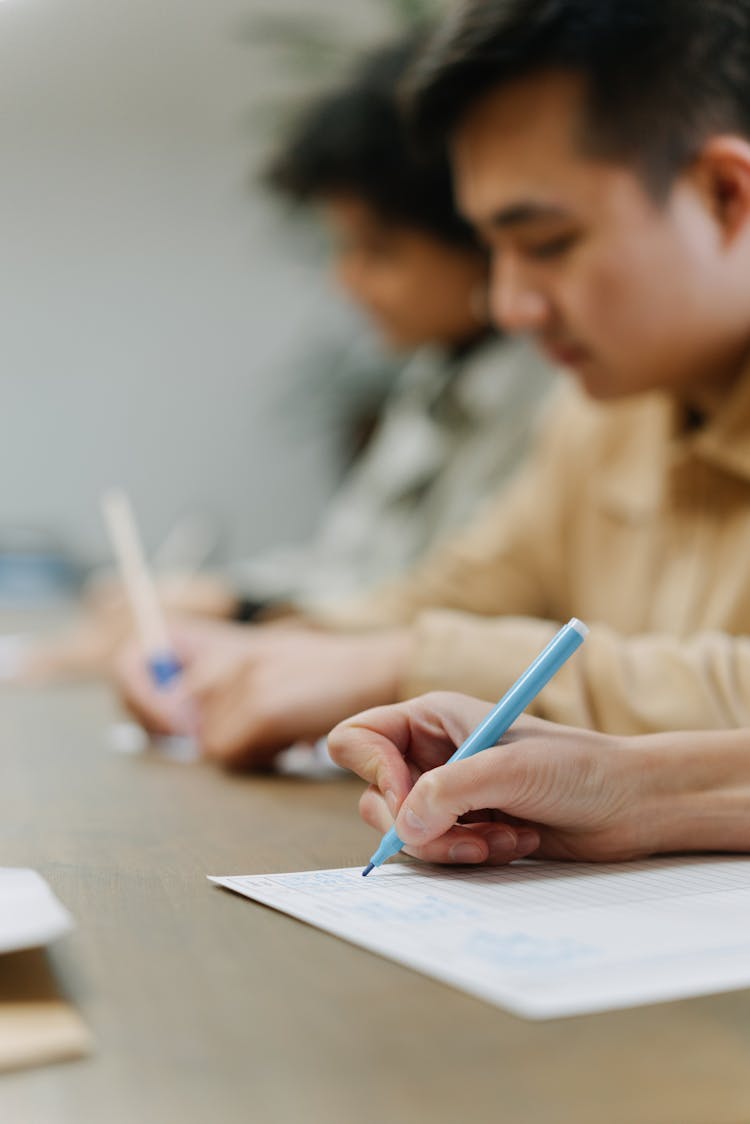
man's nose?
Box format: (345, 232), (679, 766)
(490, 257), (551, 334)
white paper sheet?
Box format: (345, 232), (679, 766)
(0, 870), (74, 955)
(210, 857), (750, 1019)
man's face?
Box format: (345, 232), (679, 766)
(453, 71), (745, 399)
(321, 196), (485, 351)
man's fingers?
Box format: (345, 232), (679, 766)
(358, 786), (392, 832)
(406, 821), (540, 866)
(115, 642), (198, 736)
(329, 706), (417, 812)
(359, 787), (540, 866)
(394, 745), (530, 847)
(330, 693), (496, 812)
(119, 668), (181, 735)
(199, 680), (287, 770)
(183, 651), (241, 698)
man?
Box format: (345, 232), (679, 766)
(118, 0), (750, 767)
(28, 33), (549, 684)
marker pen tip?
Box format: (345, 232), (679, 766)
(361, 863), (375, 878)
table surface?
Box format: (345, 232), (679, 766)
(1, 679), (750, 1124)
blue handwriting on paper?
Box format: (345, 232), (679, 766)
(350, 893), (480, 924)
(279, 871), (355, 893)
(464, 930), (595, 968)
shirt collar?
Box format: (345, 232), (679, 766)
(688, 355), (750, 482)
(593, 355), (750, 519)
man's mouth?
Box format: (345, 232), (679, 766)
(541, 339), (591, 369)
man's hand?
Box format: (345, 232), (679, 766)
(115, 622), (414, 769)
(328, 692), (661, 865)
(114, 617), (248, 738)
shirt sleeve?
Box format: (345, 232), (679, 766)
(401, 612), (750, 734)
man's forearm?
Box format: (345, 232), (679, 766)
(630, 729), (750, 855)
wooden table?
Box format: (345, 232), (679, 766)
(1, 680), (750, 1124)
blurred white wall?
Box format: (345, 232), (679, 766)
(0, 0), (389, 566)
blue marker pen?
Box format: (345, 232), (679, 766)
(362, 617), (589, 876)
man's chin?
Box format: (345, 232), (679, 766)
(375, 324), (419, 354)
(567, 363), (627, 401)
(546, 347), (665, 400)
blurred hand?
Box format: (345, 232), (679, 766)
(113, 617), (243, 736)
(115, 622), (414, 769)
(329, 692), (658, 865)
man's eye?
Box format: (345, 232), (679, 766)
(526, 234), (579, 260)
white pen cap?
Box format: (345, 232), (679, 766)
(568, 618), (590, 639)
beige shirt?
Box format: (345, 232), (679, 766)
(231, 334), (552, 610)
(317, 364), (750, 735)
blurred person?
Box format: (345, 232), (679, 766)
(23, 32), (551, 685)
(115, 0), (750, 769)
(328, 693), (750, 866)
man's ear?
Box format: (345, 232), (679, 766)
(693, 137), (750, 245)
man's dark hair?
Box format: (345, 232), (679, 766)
(265, 33), (478, 248)
(404, 0), (750, 194)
